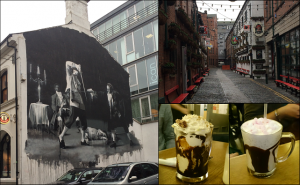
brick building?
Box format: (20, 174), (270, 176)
(264, 0), (300, 80)
(225, 28), (235, 67)
(158, 0), (206, 103)
(207, 14), (218, 67)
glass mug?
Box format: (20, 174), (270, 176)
(175, 128), (213, 182)
(241, 119), (295, 178)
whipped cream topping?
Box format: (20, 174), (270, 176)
(242, 118), (281, 135)
(172, 114), (213, 136)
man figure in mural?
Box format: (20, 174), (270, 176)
(87, 83), (134, 148)
(58, 61), (90, 149)
(50, 83), (66, 135)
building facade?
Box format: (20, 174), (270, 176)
(229, 0), (266, 79)
(0, 1), (158, 184)
(90, 0), (159, 128)
(158, 0), (206, 103)
(218, 21), (234, 65)
(264, 0), (300, 80)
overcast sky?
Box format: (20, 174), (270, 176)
(1, 1), (246, 41)
(197, 0), (245, 23)
(0, 1), (126, 41)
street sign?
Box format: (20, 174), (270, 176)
(231, 36), (238, 45)
(199, 26), (208, 35)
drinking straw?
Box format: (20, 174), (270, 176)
(264, 104), (267, 119)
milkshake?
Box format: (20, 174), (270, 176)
(172, 114), (213, 182)
(241, 118), (295, 178)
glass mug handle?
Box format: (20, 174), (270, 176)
(277, 132), (296, 163)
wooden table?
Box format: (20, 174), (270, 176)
(230, 140), (299, 184)
(159, 141), (228, 184)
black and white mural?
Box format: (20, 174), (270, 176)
(24, 26), (142, 170)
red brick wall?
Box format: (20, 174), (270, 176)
(207, 16), (218, 67)
(264, 0), (297, 31)
(158, 0), (201, 101)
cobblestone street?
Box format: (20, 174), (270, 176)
(188, 68), (299, 103)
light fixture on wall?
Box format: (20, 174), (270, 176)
(146, 34), (153, 39)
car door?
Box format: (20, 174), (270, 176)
(127, 164), (145, 184)
(140, 163), (158, 184)
(79, 170), (94, 184)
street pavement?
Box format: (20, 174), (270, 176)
(188, 67), (299, 103)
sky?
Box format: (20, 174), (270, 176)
(0, 0), (126, 41)
(197, 0), (245, 22)
(1, 0), (246, 42)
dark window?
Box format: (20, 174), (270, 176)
(141, 163), (157, 178)
(1, 134), (11, 178)
(1, 71), (8, 103)
(129, 164), (142, 180)
(245, 11), (247, 23)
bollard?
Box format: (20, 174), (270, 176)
(265, 73), (268, 84)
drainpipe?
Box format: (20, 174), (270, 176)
(6, 34), (19, 185)
(272, 0), (276, 80)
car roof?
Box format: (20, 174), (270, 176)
(71, 167), (103, 171)
(108, 162), (158, 167)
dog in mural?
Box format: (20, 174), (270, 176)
(58, 61), (90, 149)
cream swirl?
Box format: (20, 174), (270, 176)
(172, 114), (213, 136)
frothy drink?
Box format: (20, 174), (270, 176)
(241, 118), (295, 178)
(172, 114), (213, 182)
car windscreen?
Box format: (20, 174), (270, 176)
(57, 170), (84, 182)
(92, 166), (130, 182)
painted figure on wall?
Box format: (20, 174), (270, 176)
(58, 61), (90, 148)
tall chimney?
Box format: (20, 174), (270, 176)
(65, 0), (90, 30)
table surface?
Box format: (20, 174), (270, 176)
(159, 141), (228, 184)
(230, 140), (299, 184)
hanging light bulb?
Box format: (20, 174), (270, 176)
(230, 5), (231, 8)
(221, 5), (222, 7)
(225, 9), (226, 11)
(208, 8), (210, 11)
(217, 9), (218, 11)
(233, 9), (234, 12)
(212, 4), (213, 7)
(224, 18), (225, 21)
(239, 5), (240, 8)
(203, 3), (204, 6)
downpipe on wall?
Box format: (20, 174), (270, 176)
(6, 34), (19, 185)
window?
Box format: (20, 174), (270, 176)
(81, 170), (93, 180)
(105, 20), (112, 38)
(131, 93), (158, 123)
(1, 134), (11, 178)
(141, 163), (157, 178)
(128, 65), (138, 95)
(112, 14), (120, 34)
(245, 11), (247, 22)
(125, 56), (158, 95)
(143, 23), (155, 54)
(129, 164), (142, 180)
(133, 28), (145, 59)
(126, 33), (135, 63)
(1, 71), (8, 103)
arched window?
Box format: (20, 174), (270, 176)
(0, 133), (11, 178)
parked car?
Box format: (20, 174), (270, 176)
(48, 167), (103, 184)
(88, 162), (158, 184)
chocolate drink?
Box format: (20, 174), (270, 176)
(241, 118), (282, 177)
(172, 114), (213, 182)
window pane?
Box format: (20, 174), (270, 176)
(141, 163), (156, 178)
(1, 74), (7, 89)
(146, 57), (158, 90)
(117, 37), (126, 65)
(82, 171), (93, 180)
(133, 29), (145, 59)
(128, 6), (135, 24)
(128, 66), (137, 86)
(108, 41), (118, 61)
(137, 61), (148, 93)
(143, 23), (155, 55)
(120, 11), (127, 30)
(104, 45), (108, 51)
(153, 20), (158, 51)
(130, 85), (138, 96)
(92, 27), (98, 36)
(126, 34), (134, 53)
(2, 89), (8, 103)
(135, 1), (145, 20)
(127, 52), (135, 63)
(105, 20), (112, 38)
(140, 97), (150, 118)
(112, 15), (120, 34)
(131, 98), (141, 121)
(150, 93), (158, 120)
(99, 24), (105, 41)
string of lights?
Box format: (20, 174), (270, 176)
(200, 1), (234, 21)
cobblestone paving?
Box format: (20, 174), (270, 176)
(188, 67), (299, 103)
